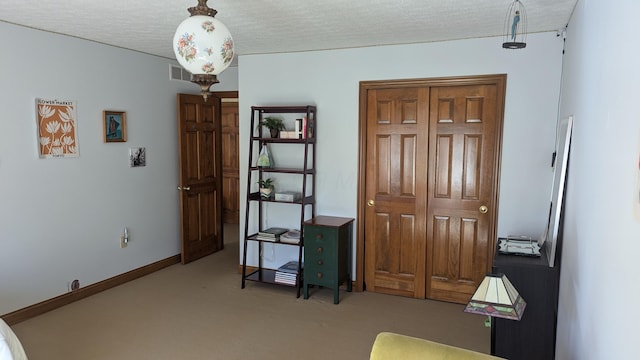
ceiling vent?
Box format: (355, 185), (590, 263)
(169, 64), (192, 82)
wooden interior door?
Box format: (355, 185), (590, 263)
(426, 83), (503, 303)
(177, 93), (223, 264)
(363, 86), (429, 298)
(357, 75), (505, 303)
(216, 92), (240, 224)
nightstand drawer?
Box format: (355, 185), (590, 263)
(305, 243), (336, 261)
(304, 268), (337, 287)
(305, 228), (338, 252)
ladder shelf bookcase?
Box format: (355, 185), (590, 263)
(241, 105), (316, 298)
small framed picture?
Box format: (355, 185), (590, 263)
(103, 110), (127, 142)
(129, 147), (146, 167)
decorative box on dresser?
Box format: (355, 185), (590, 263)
(491, 246), (560, 360)
(303, 216), (354, 304)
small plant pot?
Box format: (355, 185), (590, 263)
(259, 187), (273, 199)
(270, 129), (279, 138)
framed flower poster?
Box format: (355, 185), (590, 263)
(103, 110), (127, 143)
(35, 98), (79, 158)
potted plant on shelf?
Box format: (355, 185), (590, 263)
(258, 116), (286, 138)
(257, 178), (274, 199)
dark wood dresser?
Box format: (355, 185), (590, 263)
(491, 246), (560, 359)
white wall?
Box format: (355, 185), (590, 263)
(556, 1), (640, 358)
(0, 22), (238, 315)
(238, 33), (564, 269)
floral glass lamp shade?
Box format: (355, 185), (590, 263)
(173, 0), (235, 101)
(464, 273), (527, 321)
(502, 0), (527, 49)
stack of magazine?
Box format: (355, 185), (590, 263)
(279, 229), (301, 244)
(275, 260), (300, 285)
(256, 227), (288, 242)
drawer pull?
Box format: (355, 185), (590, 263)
(316, 247), (323, 254)
(316, 233), (323, 240)
(317, 259), (323, 265)
(316, 272), (323, 279)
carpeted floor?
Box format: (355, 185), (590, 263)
(11, 225), (490, 359)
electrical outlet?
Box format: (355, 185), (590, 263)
(69, 279), (80, 291)
(120, 235), (128, 248)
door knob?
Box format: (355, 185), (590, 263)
(177, 186), (191, 191)
(367, 200), (375, 207)
(479, 205), (488, 214)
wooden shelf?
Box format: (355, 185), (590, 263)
(250, 137), (315, 144)
(244, 268), (302, 288)
(247, 192), (314, 205)
(241, 105), (317, 298)
(249, 166), (315, 175)
(246, 233), (301, 246)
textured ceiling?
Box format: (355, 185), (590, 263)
(1, 0), (577, 60)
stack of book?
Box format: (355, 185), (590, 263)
(279, 229), (301, 244)
(294, 116), (314, 139)
(256, 227), (288, 242)
(275, 260), (300, 285)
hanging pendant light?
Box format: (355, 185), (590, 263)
(173, 0), (235, 101)
(502, 0), (527, 49)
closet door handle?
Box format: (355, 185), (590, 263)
(177, 186), (191, 191)
(479, 205), (488, 214)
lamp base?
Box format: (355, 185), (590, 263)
(191, 74), (219, 102)
(502, 42), (527, 49)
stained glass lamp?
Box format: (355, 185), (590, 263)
(464, 273), (526, 321)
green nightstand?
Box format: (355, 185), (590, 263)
(303, 216), (354, 304)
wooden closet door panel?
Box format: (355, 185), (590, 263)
(427, 84), (500, 303)
(364, 87), (429, 298)
(358, 75), (504, 302)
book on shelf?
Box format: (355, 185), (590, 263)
(276, 260), (300, 274)
(304, 116), (314, 139)
(279, 229), (301, 244)
(275, 272), (296, 279)
(302, 117), (307, 139)
(292, 116), (313, 139)
(295, 118), (302, 139)
(257, 227), (288, 240)
(294, 116), (315, 139)
(274, 278), (296, 285)
(274, 272), (297, 281)
(275, 278), (296, 285)
(274, 260), (300, 285)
